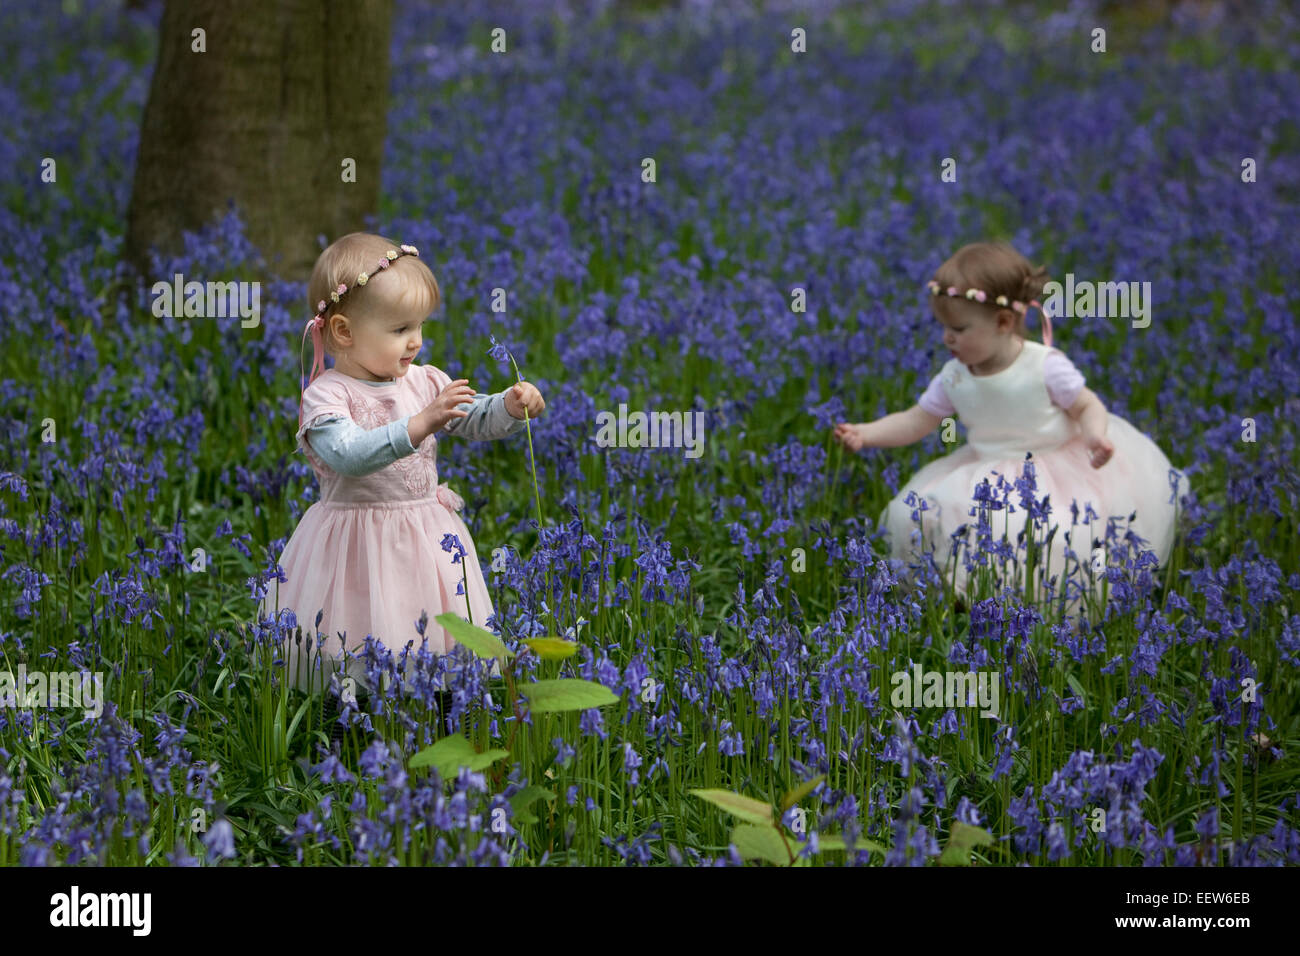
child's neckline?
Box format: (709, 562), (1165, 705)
(966, 338), (1028, 378)
(329, 369), (398, 387)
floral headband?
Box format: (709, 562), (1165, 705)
(926, 279), (1053, 347)
(299, 244), (421, 430)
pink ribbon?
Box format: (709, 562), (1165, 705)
(298, 316), (326, 430)
(435, 482), (465, 512)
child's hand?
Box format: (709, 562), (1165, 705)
(505, 381), (545, 420)
(1085, 431), (1114, 469)
(427, 379), (477, 431)
(832, 421), (870, 453)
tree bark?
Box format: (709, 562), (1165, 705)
(125, 0), (394, 279)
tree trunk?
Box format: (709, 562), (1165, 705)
(125, 0), (394, 279)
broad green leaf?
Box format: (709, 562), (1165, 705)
(730, 823), (791, 865)
(435, 612), (513, 661)
(509, 785), (557, 825)
(409, 734), (476, 773)
(688, 789), (774, 826)
(939, 821), (995, 866)
(519, 678), (620, 713)
(813, 835), (887, 855)
(780, 774), (826, 812)
(410, 733), (510, 779)
(465, 749), (511, 772)
(512, 806), (540, 826)
(521, 637), (580, 661)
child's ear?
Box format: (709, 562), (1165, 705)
(329, 313), (352, 345)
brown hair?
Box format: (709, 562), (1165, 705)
(307, 232), (441, 356)
(930, 240), (1051, 336)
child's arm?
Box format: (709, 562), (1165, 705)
(833, 404), (943, 451)
(304, 415), (421, 477)
(297, 374), (475, 478)
(1064, 388), (1114, 468)
(439, 390), (530, 442)
(304, 398), (512, 480)
(430, 380), (544, 442)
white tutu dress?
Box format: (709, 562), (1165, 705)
(879, 339), (1190, 613)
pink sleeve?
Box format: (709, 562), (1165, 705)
(295, 377), (353, 451)
(1044, 350), (1086, 409)
(918, 372), (955, 418)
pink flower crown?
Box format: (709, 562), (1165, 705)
(926, 279), (1028, 312)
(311, 243), (421, 328)
(926, 278), (1053, 347)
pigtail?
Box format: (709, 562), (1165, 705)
(1019, 263), (1051, 305)
(1017, 262), (1053, 346)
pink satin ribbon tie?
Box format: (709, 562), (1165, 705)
(298, 316), (326, 429)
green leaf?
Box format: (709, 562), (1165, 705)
(409, 734), (510, 779)
(285, 696), (313, 746)
(1066, 673), (1087, 703)
(509, 785), (557, 825)
(434, 612), (514, 661)
(939, 821), (995, 866)
(241, 802), (295, 829)
(780, 774), (826, 812)
(520, 637), (580, 661)
(813, 834), (887, 855)
(730, 823), (792, 865)
(688, 789), (774, 826)
(519, 678), (620, 713)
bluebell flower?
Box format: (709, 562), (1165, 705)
(440, 533), (466, 564)
(488, 334), (512, 364)
(312, 750), (356, 785)
(203, 818), (237, 860)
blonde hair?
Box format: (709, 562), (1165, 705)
(930, 240), (1051, 337)
(308, 232), (441, 356)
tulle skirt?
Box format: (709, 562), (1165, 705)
(259, 488), (502, 695)
(879, 414), (1189, 615)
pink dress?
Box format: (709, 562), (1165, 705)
(262, 364), (504, 693)
(879, 339), (1190, 612)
